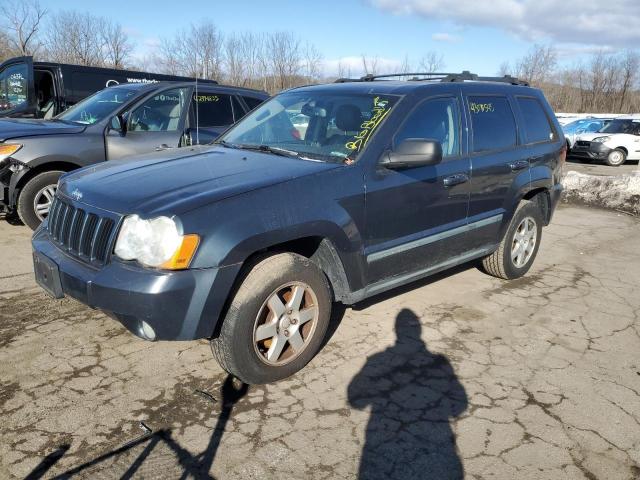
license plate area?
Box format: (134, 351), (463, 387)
(33, 251), (64, 299)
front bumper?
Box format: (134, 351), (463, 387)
(570, 142), (612, 160)
(32, 226), (236, 341)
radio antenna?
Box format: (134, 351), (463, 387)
(194, 62), (200, 146)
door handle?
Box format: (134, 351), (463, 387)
(443, 173), (469, 187)
(509, 160), (529, 171)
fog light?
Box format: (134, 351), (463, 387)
(140, 320), (157, 341)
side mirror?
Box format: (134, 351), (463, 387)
(381, 138), (443, 169)
(109, 114), (127, 135)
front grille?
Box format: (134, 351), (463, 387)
(46, 197), (117, 265)
(575, 141), (591, 148)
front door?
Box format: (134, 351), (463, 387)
(364, 95), (471, 285)
(106, 86), (191, 160)
(0, 56), (35, 117)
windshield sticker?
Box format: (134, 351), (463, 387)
(194, 94), (219, 103)
(470, 102), (495, 114)
(345, 97), (391, 153)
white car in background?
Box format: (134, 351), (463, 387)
(562, 117), (614, 150)
(571, 115), (640, 166)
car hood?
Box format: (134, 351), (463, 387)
(0, 118), (86, 141)
(59, 146), (342, 216)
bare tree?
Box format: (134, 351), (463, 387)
(399, 54), (412, 74)
(268, 32), (302, 90)
(302, 42), (322, 82)
(101, 20), (132, 69)
(618, 51), (640, 112)
(1, 0), (47, 56)
(156, 22), (223, 80)
(515, 44), (557, 85)
(45, 11), (106, 66)
(418, 51), (445, 72)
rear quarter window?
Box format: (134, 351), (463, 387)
(468, 96), (517, 153)
(242, 96), (264, 111)
(517, 97), (557, 143)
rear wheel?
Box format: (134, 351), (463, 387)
(17, 170), (64, 231)
(211, 253), (332, 384)
(479, 200), (543, 280)
(605, 149), (626, 167)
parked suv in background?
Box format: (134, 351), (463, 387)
(0, 81), (267, 229)
(572, 115), (640, 166)
(32, 71), (565, 384)
(0, 55), (221, 119)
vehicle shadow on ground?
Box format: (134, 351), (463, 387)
(24, 375), (248, 480)
(348, 308), (468, 480)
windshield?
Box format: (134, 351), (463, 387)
(217, 91), (399, 163)
(562, 119), (592, 133)
(599, 119), (639, 134)
(58, 87), (138, 125)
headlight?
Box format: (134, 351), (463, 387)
(592, 136), (610, 143)
(0, 144), (22, 166)
(114, 215), (199, 269)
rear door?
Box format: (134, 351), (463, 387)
(0, 56), (36, 117)
(464, 92), (526, 251)
(364, 94), (471, 284)
(106, 86), (191, 160)
(189, 89), (243, 144)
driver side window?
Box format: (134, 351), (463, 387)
(129, 88), (188, 132)
(394, 97), (461, 158)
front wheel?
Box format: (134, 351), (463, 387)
(17, 171), (64, 231)
(479, 200), (543, 280)
(211, 253), (332, 384)
(605, 149), (626, 167)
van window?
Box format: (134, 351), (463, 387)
(192, 92), (234, 127)
(129, 88), (188, 132)
(242, 96), (264, 111)
(0, 63), (29, 113)
(517, 97), (556, 143)
(394, 97), (460, 158)
(469, 96), (517, 153)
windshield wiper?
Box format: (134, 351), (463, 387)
(233, 144), (306, 159)
(215, 140), (241, 149)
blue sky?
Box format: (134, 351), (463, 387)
(38, 0), (640, 76)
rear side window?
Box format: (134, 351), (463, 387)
(193, 92), (234, 127)
(242, 96), (264, 111)
(517, 97), (556, 143)
(469, 96), (517, 153)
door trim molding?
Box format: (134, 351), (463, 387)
(366, 213), (503, 263)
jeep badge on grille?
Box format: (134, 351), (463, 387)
(71, 189), (83, 201)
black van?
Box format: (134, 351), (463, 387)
(0, 56), (217, 119)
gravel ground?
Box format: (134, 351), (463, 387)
(0, 205), (639, 480)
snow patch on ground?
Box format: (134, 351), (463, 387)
(562, 170), (640, 215)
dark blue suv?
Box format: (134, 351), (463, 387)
(31, 72), (565, 384)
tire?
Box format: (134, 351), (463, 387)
(211, 253), (332, 384)
(605, 149), (626, 167)
(479, 200), (543, 280)
(17, 170), (63, 231)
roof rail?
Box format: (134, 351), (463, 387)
(334, 71), (529, 86)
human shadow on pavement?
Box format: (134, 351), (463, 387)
(25, 374), (248, 479)
(348, 309), (468, 480)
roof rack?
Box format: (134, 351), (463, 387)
(334, 71), (529, 86)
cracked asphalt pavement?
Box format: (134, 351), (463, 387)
(1, 205), (639, 479)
